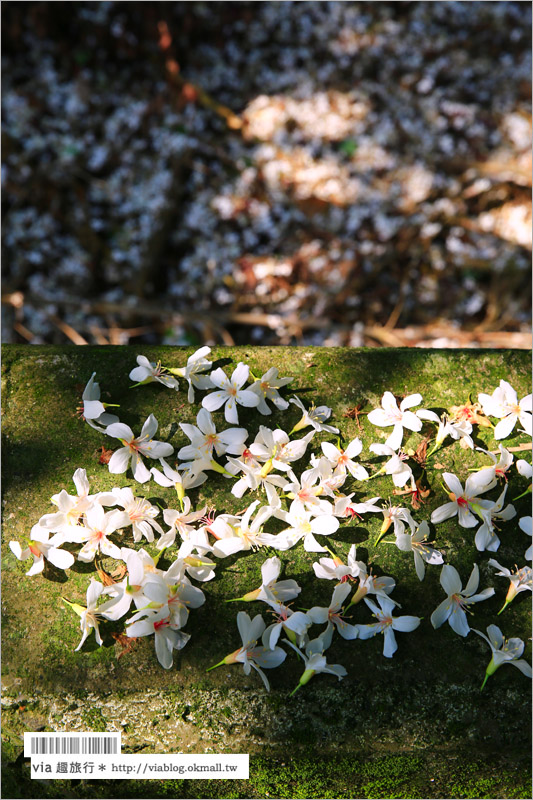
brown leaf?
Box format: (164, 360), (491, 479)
(412, 437), (430, 467)
(96, 446), (114, 465)
(112, 633), (139, 659)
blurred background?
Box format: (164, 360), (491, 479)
(2, 1), (531, 349)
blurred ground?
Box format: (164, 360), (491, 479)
(2, 1), (532, 348)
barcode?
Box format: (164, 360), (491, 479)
(24, 733), (120, 757)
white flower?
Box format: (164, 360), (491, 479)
(320, 437), (368, 480)
(367, 392), (423, 451)
(110, 487), (164, 543)
(473, 484), (516, 552)
(98, 548), (157, 621)
(207, 612), (286, 691)
(333, 495), (382, 520)
(305, 455), (348, 497)
(519, 516), (532, 561)
(285, 626), (347, 695)
(430, 471), (496, 528)
(158, 500), (208, 550)
(105, 414), (174, 483)
(129, 355), (179, 390)
(261, 594), (311, 649)
(394, 520), (444, 581)
(227, 556), (301, 604)
(150, 458), (208, 503)
(178, 408), (248, 463)
(283, 466), (334, 515)
(369, 443), (414, 487)
(76, 503), (127, 562)
(272, 499), (339, 552)
(10, 524), (75, 576)
(225, 454), (287, 501)
(39, 469), (102, 542)
(202, 362), (259, 424)
(81, 373), (120, 432)
(417, 409), (474, 451)
(377, 504), (416, 544)
(168, 346), (214, 403)
(248, 367), (293, 414)
(210, 500), (278, 557)
(356, 595), (420, 657)
(289, 396), (339, 435)
(63, 579), (105, 651)
(141, 564), (206, 629)
(475, 444), (514, 486)
(126, 606), (191, 669)
(313, 544), (366, 583)
(472, 625), (532, 689)
(430, 564), (495, 637)
(176, 540), (217, 583)
(249, 426), (315, 473)
(478, 381), (532, 439)
(307, 583), (359, 640)
(488, 559), (532, 614)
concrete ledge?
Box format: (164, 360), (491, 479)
(2, 345), (531, 797)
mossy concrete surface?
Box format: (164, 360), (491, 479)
(2, 345), (531, 798)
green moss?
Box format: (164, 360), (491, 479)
(2, 752), (530, 798)
(81, 707), (108, 733)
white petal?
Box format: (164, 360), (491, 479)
(311, 515), (339, 536)
(231, 362), (250, 389)
(385, 424), (403, 451)
(448, 608), (470, 637)
(47, 548), (75, 570)
(382, 627), (398, 658)
(131, 453), (151, 484)
(368, 408), (392, 427)
(236, 390), (260, 408)
(440, 564), (462, 595)
(202, 391), (228, 412)
(392, 615), (420, 633)
(106, 423), (134, 442)
(430, 599), (452, 629)
(494, 414), (517, 440)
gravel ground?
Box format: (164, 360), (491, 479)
(2, 1), (531, 347)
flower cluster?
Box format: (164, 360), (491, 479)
(10, 348), (532, 693)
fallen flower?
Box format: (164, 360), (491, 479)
(206, 612), (286, 691)
(356, 595), (420, 657)
(487, 559), (532, 614)
(472, 624), (532, 689)
(202, 362), (259, 424)
(63, 579), (105, 651)
(478, 381), (532, 440)
(289, 396), (339, 435)
(129, 355), (179, 390)
(248, 367), (293, 415)
(430, 564), (495, 637)
(105, 414), (174, 483)
(367, 392), (424, 451)
(10, 524), (75, 576)
(167, 346), (214, 403)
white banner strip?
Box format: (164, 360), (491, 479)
(30, 754), (249, 780)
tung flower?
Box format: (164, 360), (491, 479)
(367, 392), (424, 451)
(473, 625), (532, 689)
(105, 414), (174, 483)
(430, 564), (495, 637)
(202, 362), (259, 424)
